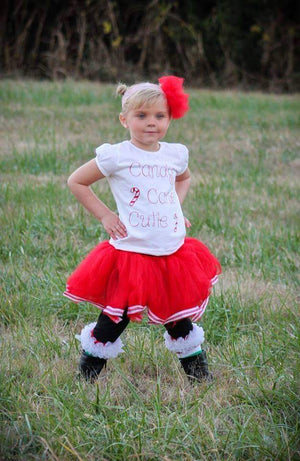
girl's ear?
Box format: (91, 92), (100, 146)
(119, 113), (128, 128)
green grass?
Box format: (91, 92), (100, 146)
(1, 79), (299, 460)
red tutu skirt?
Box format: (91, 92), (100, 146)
(64, 237), (221, 324)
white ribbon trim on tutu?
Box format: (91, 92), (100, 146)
(76, 322), (124, 359)
(164, 323), (204, 358)
(63, 291), (147, 323)
(148, 298), (209, 325)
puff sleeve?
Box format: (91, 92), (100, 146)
(95, 143), (119, 177)
(176, 144), (189, 175)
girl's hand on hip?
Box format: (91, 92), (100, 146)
(101, 211), (128, 240)
(184, 216), (191, 228)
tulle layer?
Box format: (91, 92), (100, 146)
(64, 238), (221, 324)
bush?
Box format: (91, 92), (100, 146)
(1, 0), (299, 91)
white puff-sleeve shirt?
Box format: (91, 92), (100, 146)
(95, 140), (188, 256)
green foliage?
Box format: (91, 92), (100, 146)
(0, 80), (299, 459)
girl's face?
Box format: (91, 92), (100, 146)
(119, 98), (170, 151)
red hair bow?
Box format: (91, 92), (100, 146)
(158, 75), (189, 119)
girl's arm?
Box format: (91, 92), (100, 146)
(176, 168), (192, 228)
(67, 159), (127, 240)
(175, 168), (191, 204)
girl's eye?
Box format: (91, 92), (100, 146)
(156, 114), (165, 119)
(136, 113), (145, 118)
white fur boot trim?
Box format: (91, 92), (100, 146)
(76, 322), (124, 359)
(164, 323), (204, 358)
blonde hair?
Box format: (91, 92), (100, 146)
(116, 82), (166, 114)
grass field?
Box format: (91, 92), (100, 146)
(0, 79), (299, 460)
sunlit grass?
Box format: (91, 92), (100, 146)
(0, 79), (299, 460)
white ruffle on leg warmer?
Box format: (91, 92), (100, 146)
(164, 323), (204, 359)
(76, 322), (124, 359)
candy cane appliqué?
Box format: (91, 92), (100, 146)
(173, 213), (178, 232)
(129, 187), (140, 206)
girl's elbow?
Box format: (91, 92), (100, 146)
(67, 175), (76, 190)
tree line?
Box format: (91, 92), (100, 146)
(1, 0), (299, 91)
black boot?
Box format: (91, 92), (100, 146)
(180, 350), (213, 383)
(79, 351), (107, 382)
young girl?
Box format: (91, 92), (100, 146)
(64, 76), (221, 383)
